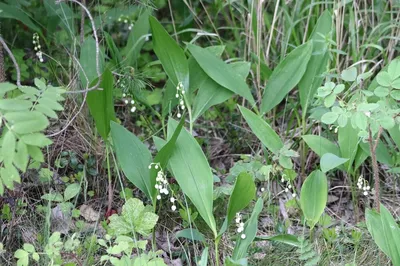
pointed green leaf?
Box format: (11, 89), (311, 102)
(232, 198), (263, 260)
(239, 105), (283, 154)
(0, 99), (32, 111)
(302, 135), (340, 157)
(124, 10), (150, 66)
(110, 122), (153, 200)
(20, 133), (52, 147)
(0, 82), (17, 96)
(14, 141), (28, 172)
(2, 130), (16, 166)
(366, 204), (400, 266)
(187, 44), (255, 105)
(149, 16), (189, 89)
(338, 124), (359, 171)
(299, 10), (332, 112)
(163, 119), (217, 236)
(64, 183), (81, 201)
(320, 153), (348, 173)
(79, 37), (105, 87)
(87, 69), (116, 140)
(27, 145), (44, 162)
(261, 41), (313, 113)
(300, 170), (327, 228)
(5, 111), (49, 134)
(176, 228), (206, 242)
(192, 62), (250, 121)
(219, 172), (256, 236)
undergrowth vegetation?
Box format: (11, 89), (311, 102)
(0, 0), (400, 265)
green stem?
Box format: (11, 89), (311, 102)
(185, 96), (193, 134)
(215, 237), (220, 266)
(105, 143), (113, 213)
(301, 113), (307, 181)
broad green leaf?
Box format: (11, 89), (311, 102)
(149, 16), (189, 89)
(161, 80), (179, 118)
(239, 106), (283, 154)
(110, 122), (153, 200)
(20, 133), (52, 147)
(376, 72), (391, 87)
(108, 198), (158, 237)
(338, 124), (359, 171)
(324, 93), (336, 107)
(341, 67), (357, 82)
(35, 104), (58, 119)
(302, 135), (340, 157)
(219, 172), (256, 236)
(391, 90), (400, 101)
(366, 204), (400, 266)
(124, 10), (150, 66)
(34, 78), (46, 90)
(357, 103), (379, 112)
(1, 164), (20, 189)
(27, 145), (44, 162)
(192, 62), (250, 121)
(232, 198), (263, 260)
(225, 258), (248, 266)
(23, 243), (35, 253)
(5, 111), (49, 134)
(388, 126), (400, 149)
(388, 60), (400, 80)
(354, 145), (369, 170)
(0, 99), (32, 111)
(13, 141), (28, 172)
(14, 249), (29, 259)
(374, 86), (390, 97)
(321, 112), (338, 124)
(379, 115), (395, 130)
(300, 170), (327, 228)
(320, 153), (348, 173)
(299, 10), (332, 112)
(87, 69), (116, 140)
(163, 119), (217, 236)
(79, 37), (105, 88)
(175, 228), (206, 242)
(187, 44), (255, 105)
(0, 82), (17, 96)
(37, 98), (63, 111)
(0, 3), (41, 33)
(198, 247), (209, 266)
(255, 234), (301, 247)
(261, 41), (313, 113)
(188, 45), (226, 96)
(2, 130), (16, 166)
(64, 183), (81, 201)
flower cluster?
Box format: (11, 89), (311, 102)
(175, 82), (185, 118)
(357, 175), (371, 196)
(32, 33), (44, 62)
(117, 16), (134, 30)
(235, 213), (246, 239)
(281, 177), (296, 198)
(149, 163), (178, 211)
(121, 93), (136, 113)
(149, 163), (169, 198)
